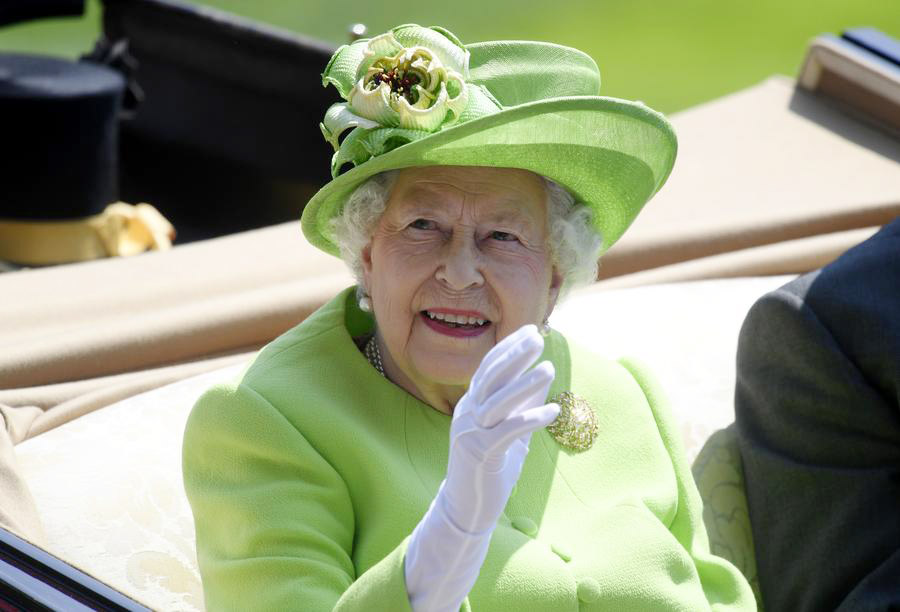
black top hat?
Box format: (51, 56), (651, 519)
(0, 52), (125, 221)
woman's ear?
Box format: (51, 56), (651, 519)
(361, 242), (374, 293)
(544, 267), (564, 321)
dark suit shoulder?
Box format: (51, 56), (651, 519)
(752, 220), (900, 403)
(735, 219), (900, 612)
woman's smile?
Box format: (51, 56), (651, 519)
(420, 308), (492, 337)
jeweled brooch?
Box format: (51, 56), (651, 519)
(547, 391), (598, 452)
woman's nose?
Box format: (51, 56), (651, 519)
(435, 235), (484, 290)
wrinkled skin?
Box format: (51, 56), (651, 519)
(362, 165), (562, 414)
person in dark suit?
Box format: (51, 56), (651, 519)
(735, 217), (900, 611)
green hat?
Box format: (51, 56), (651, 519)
(302, 24), (677, 256)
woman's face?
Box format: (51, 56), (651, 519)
(362, 165), (561, 398)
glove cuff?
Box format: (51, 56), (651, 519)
(405, 490), (495, 611)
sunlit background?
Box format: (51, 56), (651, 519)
(1, 0), (898, 113)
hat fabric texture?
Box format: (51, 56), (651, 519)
(301, 24), (677, 256)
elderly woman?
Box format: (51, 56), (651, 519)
(183, 24), (755, 611)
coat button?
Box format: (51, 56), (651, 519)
(551, 543), (571, 562)
(577, 578), (601, 603)
(511, 516), (538, 537)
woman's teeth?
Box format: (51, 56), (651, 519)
(424, 311), (488, 327)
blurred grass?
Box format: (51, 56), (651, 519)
(1, 0), (898, 113)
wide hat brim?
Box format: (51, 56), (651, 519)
(302, 33), (677, 256)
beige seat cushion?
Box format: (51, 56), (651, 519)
(692, 425), (762, 606)
(16, 366), (244, 611)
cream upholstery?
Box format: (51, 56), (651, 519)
(552, 275), (794, 462)
(15, 367), (240, 611)
(16, 365), (242, 610)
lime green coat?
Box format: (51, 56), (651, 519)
(183, 287), (755, 611)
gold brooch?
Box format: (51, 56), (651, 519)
(546, 392), (598, 452)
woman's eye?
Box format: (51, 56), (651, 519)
(409, 219), (436, 230)
(490, 230), (518, 242)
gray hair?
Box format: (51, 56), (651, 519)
(329, 170), (602, 299)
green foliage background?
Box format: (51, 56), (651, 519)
(1, 0), (898, 113)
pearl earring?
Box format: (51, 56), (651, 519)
(359, 295), (373, 312)
(540, 318), (551, 336)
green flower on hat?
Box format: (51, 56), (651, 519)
(320, 24), (501, 177)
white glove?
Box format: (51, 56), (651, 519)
(404, 324), (560, 612)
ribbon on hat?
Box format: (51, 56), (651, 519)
(0, 203), (175, 266)
(320, 24), (503, 177)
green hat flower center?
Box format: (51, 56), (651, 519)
(366, 51), (430, 105)
(354, 44), (460, 124)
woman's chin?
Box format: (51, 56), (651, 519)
(410, 354), (481, 389)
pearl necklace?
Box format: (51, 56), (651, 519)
(364, 335), (386, 377)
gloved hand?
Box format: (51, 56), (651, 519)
(405, 324), (559, 612)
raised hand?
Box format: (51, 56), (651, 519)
(442, 325), (559, 532)
(405, 325), (559, 612)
